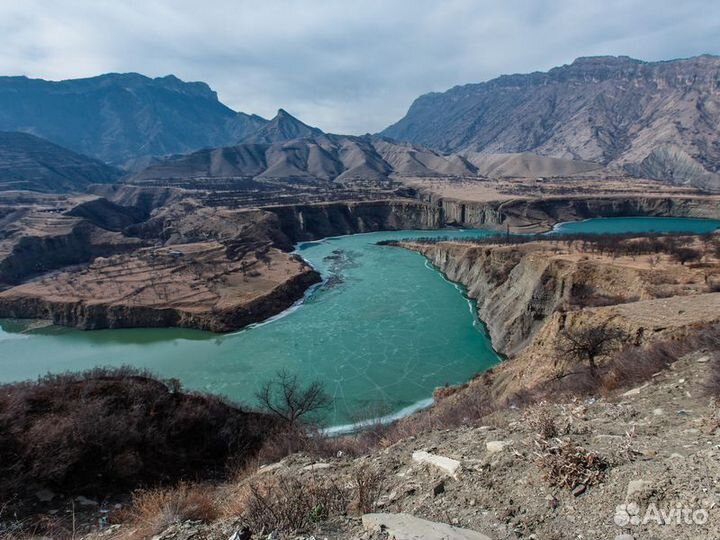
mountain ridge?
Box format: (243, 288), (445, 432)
(0, 73), (269, 165)
(380, 54), (720, 191)
(127, 133), (605, 185)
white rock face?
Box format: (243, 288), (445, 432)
(412, 450), (461, 478)
(486, 440), (512, 454)
(362, 513), (493, 540)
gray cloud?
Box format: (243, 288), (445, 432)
(1, 0), (719, 134)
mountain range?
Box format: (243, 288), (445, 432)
(1, 55), (720, 192)
(381, 55), (720, 190)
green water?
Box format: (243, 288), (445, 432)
(1, 217), (719, 426)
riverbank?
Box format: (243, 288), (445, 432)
(0, 244), (320, 332)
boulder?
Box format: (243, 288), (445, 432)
(362, 513), (492, 540)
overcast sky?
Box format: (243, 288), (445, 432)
(1, 0), (719, 134)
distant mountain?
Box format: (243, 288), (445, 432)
(381, 55), (720, 191)
(0, 73), (268, 165)
(241, 109), (324, 144)
(127, 135), (480, 184)
(0, 131), (121, 192)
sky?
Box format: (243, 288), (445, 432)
(1, 0), (719, 134)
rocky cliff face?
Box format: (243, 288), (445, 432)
(0, 220), (143, 287)
(403, 237), (719, 357)
(382, 55), (720, 191)
(267, 200), (440, 243)
(422, 193), (720, 232)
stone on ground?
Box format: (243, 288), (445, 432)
(485, 440), (512, 454)
(362, 513), (492, 540)
(412, 450), (461, 478)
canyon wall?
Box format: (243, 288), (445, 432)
(423, 194), (720, 232)
(406, 242), (572, 356)
(266, 199), (441, 243)
(403, 237), (715, 357)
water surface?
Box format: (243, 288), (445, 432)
(1, 217), (719, 425)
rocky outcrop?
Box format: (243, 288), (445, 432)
(405, 242), (571, 355)
(266, 194), (720, 243)
(402, 237), (718, 356)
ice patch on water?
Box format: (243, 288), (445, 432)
(322, 397), (434, 436)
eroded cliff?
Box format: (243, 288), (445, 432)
(402, 235), (720, 357)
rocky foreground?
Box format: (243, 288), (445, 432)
(87, 346), (720, 540)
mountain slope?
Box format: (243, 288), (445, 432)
(127, 135), (483, 184)
(0, 73), (268, 164)
(0, 131), (122, 192)
(381, 55), (720, 190)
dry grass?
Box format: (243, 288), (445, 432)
(523, 402), (565, 440)
(118, 483), (219, 539)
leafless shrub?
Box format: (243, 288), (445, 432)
(0, 367), (273, 519)
(239, 474), (349, 534)
(671, 247), (702, 265)
(600, 341), (679, 393)
(534, 438), (609, 490)
(705, 400), (720, 434)
(353, 465), (385, 514)
(557, 323), (629, 377)
(610, 426), (640, 465)
(524, 402), (565, 439)
(706, 355), (720, 399)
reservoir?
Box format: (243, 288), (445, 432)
(1, 217), (719, 425)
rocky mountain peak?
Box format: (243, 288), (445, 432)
(241, 109), (324, 144)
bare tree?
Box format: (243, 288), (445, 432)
(671, 247), (702, 266)
(557, 323), (628, 377)
(255, 370), (331, 426)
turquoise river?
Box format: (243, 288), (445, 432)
(1, 217), (719, 426)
